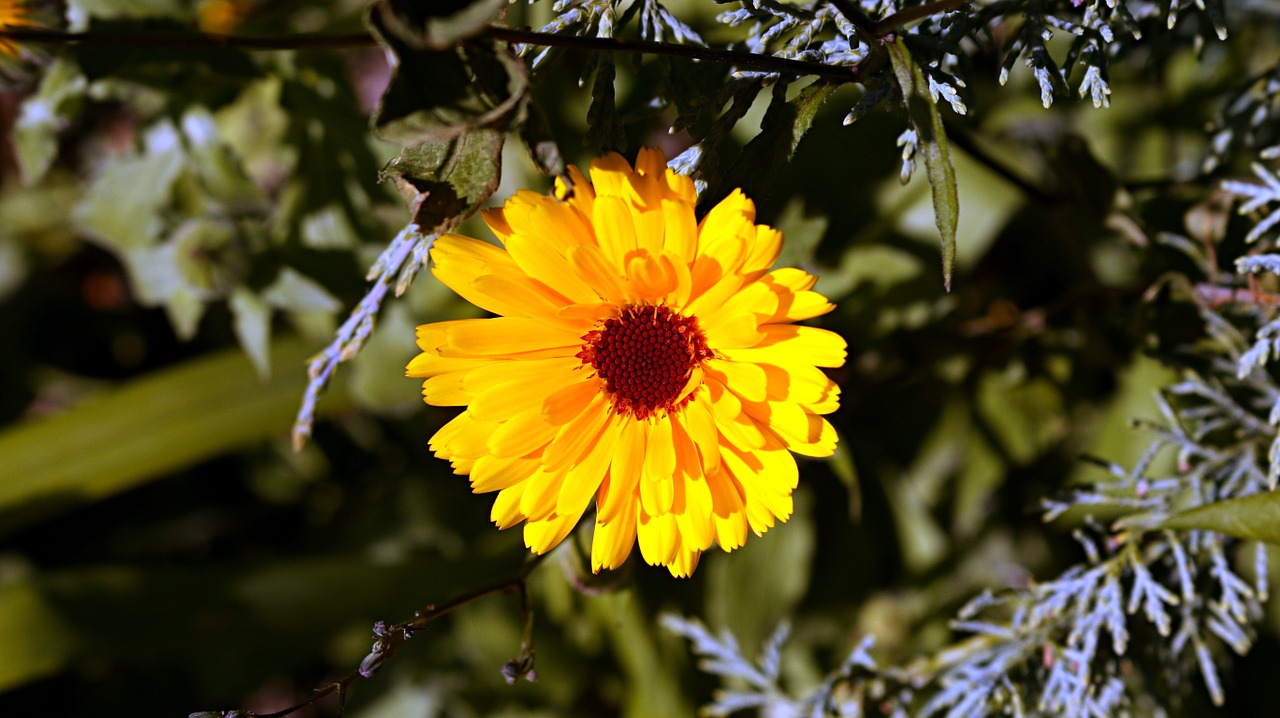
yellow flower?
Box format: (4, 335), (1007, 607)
(0, 0), (32, 58)
(407, 148), (845, 577)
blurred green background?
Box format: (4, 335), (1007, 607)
(2, 0), (1280, 716)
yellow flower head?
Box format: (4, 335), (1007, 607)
(407, 148), (846, 577)
(0, 0), (33, 58)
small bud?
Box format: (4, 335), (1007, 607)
(359, 649), (386, 678)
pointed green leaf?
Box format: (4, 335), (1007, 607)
(703, 80), (836, 213)
(1156, 491), (1280, 544)
(887, 38), (959, 292)
(380, 129), (504, 234)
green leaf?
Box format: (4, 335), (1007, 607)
(887, 38), (959, 292)
(230, 288), (272, 377)
(706, 490), (815, 651)
(1155, 491), (1280, 544)
(369, 6), (527, 145)
(703, 80), (836, 213)
(381, 129), (504, 234)
(585, 53), (626, 154)
(262, 268), (342, 314)
(14, 59), (87, 186)
(71, 119), (186, 251)
(0, 338), (349, 535)
(371, 0), (508, 50)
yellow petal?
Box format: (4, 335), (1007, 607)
(488, 407), (559, 458)
(599, 419), (646, 523)
(421, 370), (473, 406)
(491, 482), (527, 528)
(593, 195), (638, 272)
(592, 502), (638, 573)
(703, 359), (768, 404)
(467, 360), (580, 422)
(665, 547), (702, 578)
(524, 511), (579, 554)
(682, 395), (722, 475)
(742, 224), (782, 275)
(407, 351), (491, 378)
(706, 378), (766, 450)
(702, 312), (766, 350)
(435, 318), (583, 358)
(557, 410), (621, 518)
(544, 393), (612, 469)
(543, 376), (602, 425)
(520, 466), (568, 521)
(721, 325), (847, 368)
(470, 453), (541, 493)
(627, 251), (676, 300)
(661, 198), (698, 263)
(429, 411), (494, 460)
(762, 267), (818, 292)
(566, 243), (630, 304)
(589, 152), (635, 198)
(636, 509), (680, 566)
(505, 234), (599, 304)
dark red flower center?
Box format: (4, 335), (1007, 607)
(578, 304), (714, 419)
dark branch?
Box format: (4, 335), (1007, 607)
(1, 25), (862, 83)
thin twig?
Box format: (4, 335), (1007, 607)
(1, 25), (862, 83)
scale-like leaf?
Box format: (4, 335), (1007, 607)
(888, 38), (959, 292)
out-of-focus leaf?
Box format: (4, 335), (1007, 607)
(71, 119), (186, 251)
(349, 302), (419, 413)
(371, 0), (507, 50)
(180, 107), (265, 212)
(66, 0), (187, 25)
(587, 592), (692, 718)
(369, 6), (527, 145)
(262, 268), (342, 314)
(300, 205), (360, 250)
(0, 338), (349, 534)
(380, 129), (504, 234)
(888, 39), (959, 292)
(0, 552), (521, 695)
(0, 579), (79, 692)
(14, 59), (86, 186)
(703, 80), (836, 213)
(230, 288), (271, 377)
(772, 197), (828, 270)
(706, 490), (815, 651)
(1155, 491), (1280, 544)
